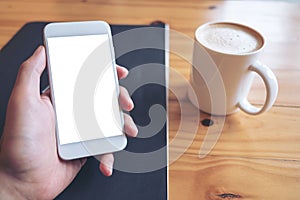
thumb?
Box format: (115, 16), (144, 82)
(14, 46), (46, 97)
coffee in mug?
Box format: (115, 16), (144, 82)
(197, 23), (263, 54)
(188, 21), (278, 115)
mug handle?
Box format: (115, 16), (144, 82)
(238, 61), (278, 115)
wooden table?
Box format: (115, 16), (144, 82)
(1, 0), (300, 199)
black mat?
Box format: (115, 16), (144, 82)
(0, 22), (167, 200)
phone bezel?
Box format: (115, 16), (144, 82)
(44, 21), (127, 160)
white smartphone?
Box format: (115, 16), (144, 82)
(44, 21), (127, 160)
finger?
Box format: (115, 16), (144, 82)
(119, 86), (134, 111)
(98, 153), (114, 176)
(62, 158), (87, 190)
(124, 113), (138, 137)
(14, 46), (46, 97)
(116, 65), (128, 80)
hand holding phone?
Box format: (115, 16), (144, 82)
(0, 45), (138, 199)
(44, 21), (128, 160)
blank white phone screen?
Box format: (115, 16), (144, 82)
(47, 34), (123, 145)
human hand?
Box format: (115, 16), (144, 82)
(0, 46), (138, 199)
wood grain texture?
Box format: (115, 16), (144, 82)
(0, 0), (300, 199)
(169, 154), (300, 200)
(169, 98), (300, 160)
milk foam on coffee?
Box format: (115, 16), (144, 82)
(197, 23), (263, 54)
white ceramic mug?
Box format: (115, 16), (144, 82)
(188, 21), (278, 115)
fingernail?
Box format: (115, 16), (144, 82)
(129, 99), (134, 110)
(105, 164), (113, 176)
